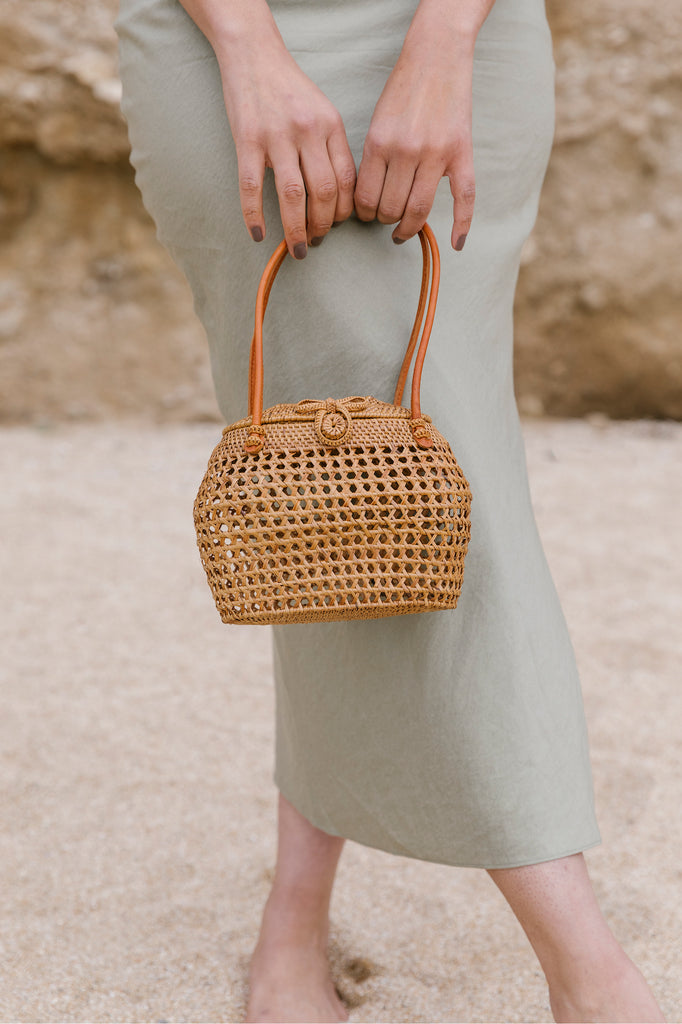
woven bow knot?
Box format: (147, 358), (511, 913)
(292, 397), (369, 446)
(244, 397), (368, 453)
(294, 396), (370, 415)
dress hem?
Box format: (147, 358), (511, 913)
(274, 771), (602, 871)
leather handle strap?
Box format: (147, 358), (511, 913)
(246, 222), (440, 452)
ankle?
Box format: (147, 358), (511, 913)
(545, 934), (625, 991)
(258, 886), (331, 950)
(547, 946), (665, 1023)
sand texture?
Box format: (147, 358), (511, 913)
(0, 418), (680, 1022)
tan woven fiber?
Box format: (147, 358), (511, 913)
(193, 223), (473, 624)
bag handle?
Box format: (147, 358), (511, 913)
(245, 222), (440, 453)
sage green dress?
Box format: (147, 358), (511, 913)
(115, 0), (602, 868)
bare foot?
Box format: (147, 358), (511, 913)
(549, 950), (666, 1023)
(245, 933), (349, 1023)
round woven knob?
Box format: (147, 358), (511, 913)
(315, 401), (353, 445)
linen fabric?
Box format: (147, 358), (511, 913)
(115, 0), (602, 868)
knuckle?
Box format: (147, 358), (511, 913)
(239, 175), (261, 197)
(419, 141), (441, 162)
(397, 137), (422, 160)
(337, 167), (357, 192)
(238, 130), (262, 149)
(450, 127), (472, 151)
(327, 110), (345, 133)
(281, 179), (306, 203)
(379, 202), (404, 221)
(407, 196), (432, 218)
(353, 190), (376, 211)
(313, 179), (337, 203)
(365, 128), (391, 154)
(269, 125), (291, 145)
(458, 179), (477, 202)
(291, 110), (316, 134)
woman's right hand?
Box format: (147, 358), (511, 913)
(203, 3), (357, 259)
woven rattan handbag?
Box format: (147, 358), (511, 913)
(193, 222), (472, 624)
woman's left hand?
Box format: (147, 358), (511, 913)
(354, 6), (482, 251)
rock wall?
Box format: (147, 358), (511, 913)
(0, 0), (680, 424)
(517, 0), (682, 418)
(0, 0), (219, 425)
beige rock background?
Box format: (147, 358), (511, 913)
(522, 0), (682, 419)
(0, 0), (680, 424)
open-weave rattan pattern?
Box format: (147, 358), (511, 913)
(193, 398), (473, 624)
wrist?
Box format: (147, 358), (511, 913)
(193, 0), (285, 58)
(404, 0), (481, 56)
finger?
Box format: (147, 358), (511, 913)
(299, 143), (338, 246)
(327, 127), (357, 224)
(270, 142), (309, 260)
(354, 149), (387, 222)
(392, 162), (440, 242)
(376, 156), (417, 225)
(237, 142), (266, 242)
(447, 151), (476, 251)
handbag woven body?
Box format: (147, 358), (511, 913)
(193, 223), (473, 624)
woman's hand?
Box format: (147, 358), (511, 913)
(186, 0), (356, 259)
(354, 3), (485, 250)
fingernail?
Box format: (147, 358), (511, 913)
(250, 226), (263, 242)
(393, 236), (406, 245)
(310, 236), (325, 247)
(455, 233), (467, 251)
(293, 242), (307, 260)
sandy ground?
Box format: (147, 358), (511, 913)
(0, 417), (680, 1023)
